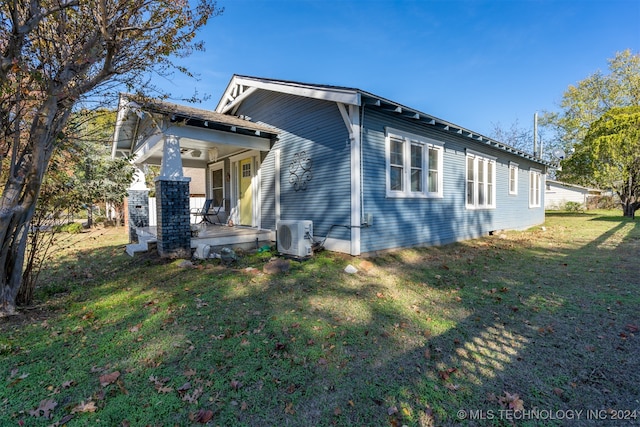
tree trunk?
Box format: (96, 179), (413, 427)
(0, 99), (63, 316)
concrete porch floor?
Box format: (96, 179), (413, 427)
(190, 223), (274, 250)
(133, 224), (274, 252)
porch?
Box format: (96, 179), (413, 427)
(126, 224), (274, 257)
(113, 95), (279, 258)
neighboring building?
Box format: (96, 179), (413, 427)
(112, 75), (549, 257)
(544, 180), (601, 210)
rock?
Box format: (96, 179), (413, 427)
(263, 258), (290, 274)
(344, 264), (358, 274)
(178, 260), (194, 268)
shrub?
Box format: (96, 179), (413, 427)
(564, 201), (584, 212)
(58, 222), (83, 233)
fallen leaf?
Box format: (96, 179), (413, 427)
(157, 386), (173, 394)
(191, 409), (213, 423)
(438, 367), (457, 381)
(71, 400), (97, 413)
(334, 407), (342, 416)
(240, 401), (248, 411)
(499, 391), (524, 412)
(387, 406), (398, 415)
(285, 402), (295, 415)
(99, 371), (120, 387)
(183, 368), (196, 377)
(29, 399), (57, 418)
(62, 380), (76, 389)
(177, 382), (191, 393)
(129, 323), (142, 333)
(626, 324), (639, 333)
(230, 380), (242, 390)
(552, 388), (563, 396)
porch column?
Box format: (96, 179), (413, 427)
(155, 135), (192, 258)
(127, 165), (149, 243)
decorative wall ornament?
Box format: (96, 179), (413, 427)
(289, 151), (312, 191)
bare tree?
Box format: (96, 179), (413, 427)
(0, 0), (223, 316)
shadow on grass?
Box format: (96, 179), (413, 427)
(2, 218), (640, 426)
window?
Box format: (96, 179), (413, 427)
(210, 164), (225, 206)
(386, 128), (443, 198)
(529, 169), (542, 208)
(466, 150), (496, 209)
(509, 162), (518, 195)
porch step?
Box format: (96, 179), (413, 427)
(125, 233), (157, 257)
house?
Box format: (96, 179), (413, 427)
(544, 180), (601, 210)
(112, 75), (549, 257)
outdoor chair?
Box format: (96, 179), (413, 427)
(191, 199), (223, 224)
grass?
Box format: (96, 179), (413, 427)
(1, 211), (639, 426)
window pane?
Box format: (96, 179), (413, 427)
(411, 144), (422, 167)
(509, 167), (516, 193)
(478, 160), (485, 206)
(487, 162), (493, 205)
(213, 188), (223, 205)
(391, 166), (403, 191)
(212, 169), (223, 188)
(428, 170), (438, 193)
(411, 169), (422, 192)
(428, 148), (439, 193)
(466, 157), (474, 205)
(390, 138), (403, 166)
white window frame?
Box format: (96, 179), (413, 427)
(509, 162), (519, 195)
(465, 149), (496, 209)
(529, 168), (542, 208)
(208, 161), (225, 208)
(385, 127), (443, 198)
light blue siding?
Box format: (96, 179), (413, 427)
(236, 91), (352, 239)
(360, 108), (545, 253)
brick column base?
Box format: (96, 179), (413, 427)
(155, 178), (191, 258)
(127, 189), (150, 243)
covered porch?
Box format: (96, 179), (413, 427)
(112, 95), (279, 257)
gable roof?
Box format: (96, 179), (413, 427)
(217, 74), (550, 166)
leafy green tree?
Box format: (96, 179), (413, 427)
(542, 50), (640, 154)
(0, 0), (223, 316)
(67, 109), (134, 227)
(560, 106), (640, 217)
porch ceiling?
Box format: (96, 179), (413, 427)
(112, 94), (278, 166)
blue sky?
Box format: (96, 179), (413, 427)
(159, 0), (640, 137)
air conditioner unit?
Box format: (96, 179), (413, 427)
(277, 220), (313, 258)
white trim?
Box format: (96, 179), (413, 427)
(165, 124), (270, 152)
(275, 149), (281, 226)
(337, 103), (355, 141)
(217, 76), (361, 113)
(529, 168), (542, 208)
(508, 162), (519, 195)
(465, 151), (496, 209)
(220, 87), (258, 114)
(207, 161), (226, 208)
(385, 128), (444, 198)
(349, 104), (361, 256)
(229, 150), (262, 227)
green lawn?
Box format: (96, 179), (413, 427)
(1, 211), (639, 426)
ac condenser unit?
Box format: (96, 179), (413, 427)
(277, 220), (313, 258)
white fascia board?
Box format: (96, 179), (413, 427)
(217, 76), (361, 112)
(133, 133), (164, 164)
(220, 87), (258, 114)
(166, 125), (271, 151)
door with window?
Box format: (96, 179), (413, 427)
(239, 158), (253, 225)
